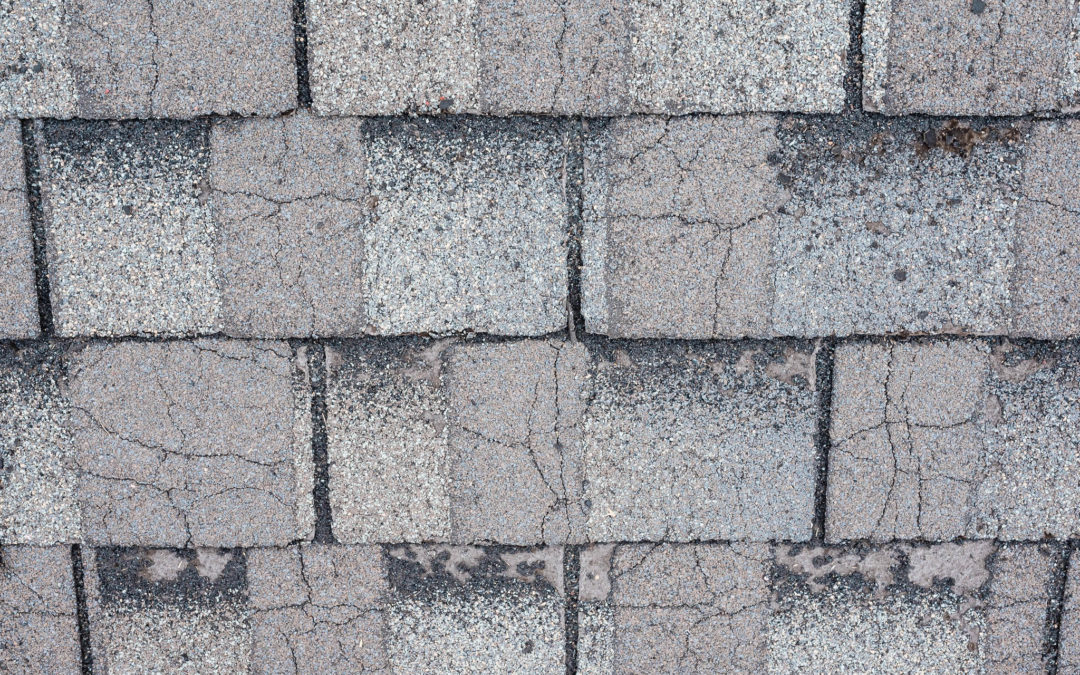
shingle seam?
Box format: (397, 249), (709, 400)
(20, 120), (53, 337)
(292, 0), (312, 109)
(69, 545), (94, 675)
(1045, 540), (1074, 674)
(811, 338), (836, 542)
(308, 342), (335, 544)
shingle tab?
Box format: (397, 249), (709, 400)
(0, 344), (79, 545)
(828, 339), (1080, 541)
(585, 115), (1080, 339)
(579, 541), (1053, 672)
(0, 120), (37, 339)
(40, 120), (221, 337)
(0, 0), (296, 118)
(864, 0), (1080, 115)
(326, 338), (585, 545)
(307, 0), (849, 115)
(0, 546), (80, 673)
(69, 340), (313, 547)
(580, 339), (819, 542)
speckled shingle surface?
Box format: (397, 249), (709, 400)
(5, 0), (1080, 671)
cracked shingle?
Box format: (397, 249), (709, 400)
(864, 0), (1080, 115)
(327, 338), (584, 545)
(68, 340), (314, 547)
(579, 541), (1053, 673)
(829, 339), (1080, 540)
(0, 0), (296, 118)
(585, 115), (1080, 339)
(583, 115), (785, 338)
(306, 0), (849, 115)
(0, 120), (38, 339)
(0, 546), (81, 672)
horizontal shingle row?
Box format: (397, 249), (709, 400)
(4, 114), (1080, 340)
(6, 0), (1080, 117)
(6, 335), (1080, 547)
(9, 540), (1080, 672)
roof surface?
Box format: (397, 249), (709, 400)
(2, 0), (1080, 672)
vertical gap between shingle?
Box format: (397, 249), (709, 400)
(308, 342), (335, 543)
(564, 544), (581, 675)
(292, 0), (313, 109)
(811, 338), (836, 543)
(1045, 540), (1073, 674)
(844, 0), (866, 112)
(70, 544), (94, 675)
(20, 119), (54, 337)
(565, 118), (585, 341)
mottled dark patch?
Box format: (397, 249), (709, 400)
(94, 547), (247, 611)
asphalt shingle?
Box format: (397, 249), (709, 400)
(0, 0), (296, 118)
(0, 546), (80, 673)
(828, 339), (1080, 541)
(307, 0), (849, 115)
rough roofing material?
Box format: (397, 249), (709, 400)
(864, 0), (1080, 115)
(5, 0), (1080, 670)
(0, 0), (296, 118)
(306, 0), (850, 115)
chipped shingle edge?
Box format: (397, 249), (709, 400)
(292, 0), (313, 109)
(70, 545), (94, 675)
(21, 120), (53, 337)
(811, 338), (836, 542)
(564, 544), (581, 675)
(308, 342), (335, 543)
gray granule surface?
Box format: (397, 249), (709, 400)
(0, 0), (296, 118)
(83, 547), (254, 673)
(307, 0), (849, 115)
(384, 545), (565, 674)
(579, 541), (1052, 672)
(326, 339), (454, 544)
(580, 339), (819, 542)
(583, 115), (785, 338)
(40, 120), (222, 337)
(327, 337), (585, 546)
(829, 339), (1080, 541)
(0, 546), (81, 672)
(771, 115), (1021, 337)
(68, 340), (313, 547)
(0, 120), (37, 339)
(0, 344), (80, 545)
(864, 0), (1080, 115)
(361, 117), (568, 336)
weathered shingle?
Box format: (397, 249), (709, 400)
(307, 0), (849, 115)
(585, 115), (1080, 339)
(0, 0), (296, 118)
(864, 0), (1080, 115)
(69, 340), (314, 547)
(0, 546), (80, 673)
(0, 120), (37, 339)
(828, 339), (1080, 541)
(579, 541), (1054, 672)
